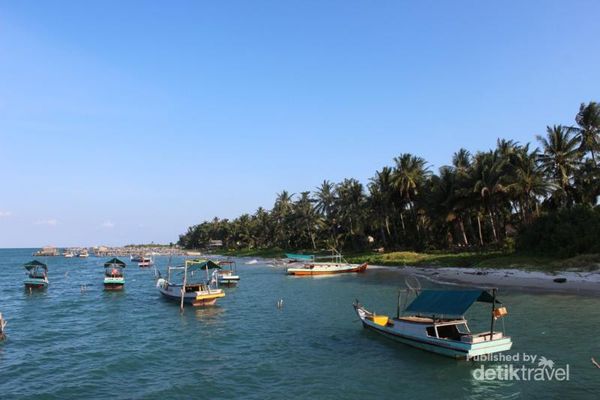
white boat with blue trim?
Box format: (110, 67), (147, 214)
(354, 288), (512, 359)
(156, 259), (225, 309)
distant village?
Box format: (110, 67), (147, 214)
(31, 243), (221, 258)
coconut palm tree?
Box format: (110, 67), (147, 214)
(573, 101), (600, 165)
(536, 125), (581, 206)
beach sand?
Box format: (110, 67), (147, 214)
(402, 266), (600, 296)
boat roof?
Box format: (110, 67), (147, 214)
(285, 253), (315, 261)
(404, 289), (499, 317)
(186, 259), (221, 271)
(104, 258), (126, 268)
(24, 260), (47, 270)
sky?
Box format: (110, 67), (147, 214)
(1, 1), (599, 247)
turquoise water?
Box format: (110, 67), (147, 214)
(0, 248), (599, 399)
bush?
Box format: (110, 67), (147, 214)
(517, 205), (600, 257)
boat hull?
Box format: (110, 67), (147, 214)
(104, 277), (125, 290)
(157, 282), (225, 307)
(355, 305), (512, 359)
(288, 262), (368, 276)
(24, 278), (48, 289)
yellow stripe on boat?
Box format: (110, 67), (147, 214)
(373, 315), (389, 326)
(195, 292), (225, 301)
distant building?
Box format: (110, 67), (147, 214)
(208, 240), (223, 248)
(34, 246), (59, 256)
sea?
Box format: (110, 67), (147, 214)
(0, 248), (598, 399)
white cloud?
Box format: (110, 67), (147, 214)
(35, 219), (58, 226)
(0, 211), (12, 218)
(101, 221), (115, 228)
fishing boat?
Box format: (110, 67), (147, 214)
(138, 256), (153, 267)
(78, 249), (89, 258)
(216, 260), (240, 286)
(285, 253), (315, 262)
(23, 260), (49, 289)
(63, 250), (75, 258)
(287, 252), (367, 276)
(103, 258), (126, 290)
(354, 288), (512, 359)
(156, 259), (225, 308)
(130, 255), (143, 262)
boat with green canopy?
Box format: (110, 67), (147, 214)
(156, 259), (225, 309)
(354, 288), (512, 359)
(23, 260), (49, 289)
(103, 258), (126, 290)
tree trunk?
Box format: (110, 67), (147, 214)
(459, 218), (469, 246)
(489, 211), (498, 242)
(477, 214), (484, 246)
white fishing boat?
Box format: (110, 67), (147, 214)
(23, 260), (49, 289)
(354, 288), (512, 359)
(156, 259), (224, 309)
(63, 250), (75, 258)
(287, 251), (367, 276)
(103, 258), (126, 290)
(78, 249), (89, 258)
(216, 260), (240, 286)
(138, 256), (153, 267)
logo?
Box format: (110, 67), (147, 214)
(471, 353), (570, 381)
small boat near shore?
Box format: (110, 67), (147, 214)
(130, 255), (143, 262)
(24, 260), (49, 289)
(354, 288), (512, 359)
(156, 259), (225, 308)
(78, 249), (89, 258)
(63, 250), (75, 258)
(287, 252), (367, 276)
(217, 260), (240, 286)
(103, 258), (126, 290)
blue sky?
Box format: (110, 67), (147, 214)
(1, 1), (599, 247)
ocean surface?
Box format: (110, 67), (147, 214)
(0, 248), (599, 399)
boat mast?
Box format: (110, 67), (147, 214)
(489, 288), (497, 337)
(180, 261), (188, 312)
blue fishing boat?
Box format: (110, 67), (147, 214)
(23, 260), (49, 289)
(354, 288), (512, 359)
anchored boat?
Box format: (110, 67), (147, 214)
(23, 260), (49, 289)
(138, 256), (154, 268)
(216, 260), (240, 286)
(354, 288), (512, 359)
(287, 252), (367, 276)
(103, 258), (126, 290)
(156, 259), (225, 309)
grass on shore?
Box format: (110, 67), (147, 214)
(215, 247), (600, 272)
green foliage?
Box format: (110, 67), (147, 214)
(517, 206), (600, 257)
(179, 101), (600, 258)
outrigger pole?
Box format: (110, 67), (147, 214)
(180, 261), (188, 312)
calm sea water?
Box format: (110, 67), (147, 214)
(0, 248), (599, 399)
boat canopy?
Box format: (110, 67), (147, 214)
(404, 289), (498, 317)
(24, 260), (47, 270)
(187, 259), (221, 271)
(285, 253), (315, 261)
(104, 258), (126, 268)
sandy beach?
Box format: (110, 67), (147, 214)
(402, 266), (600, 296)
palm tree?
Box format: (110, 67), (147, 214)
(504, 145), (553, 223)
(336, 179), (367, 250)
(368, 167), (395, 245)
(392, 153), (430, 235)
(536, 125), (581, 205)
(573, 101), (600, 165)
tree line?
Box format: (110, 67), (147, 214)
(178, 101), (600, 254)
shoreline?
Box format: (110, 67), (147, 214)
(239, 254), (600, 296)
(401, 266), (600, 296)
